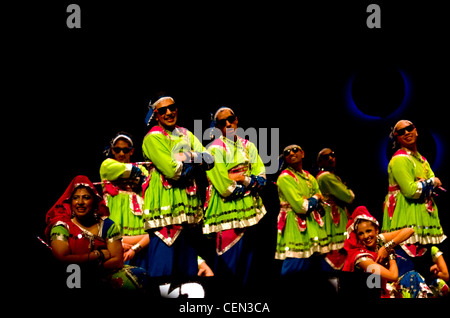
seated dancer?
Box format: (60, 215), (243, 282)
(316, 148), (355, 270)
(343, 206), (434, 298)
(142, 95), (214, 278)
(203, 107), (267, 287)
(275, 144), (331, 275)
(100, 132), (150, 270)
(382, 120), (446, 275)
(45, 175), (149, 291)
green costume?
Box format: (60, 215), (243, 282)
(100, 158), (148, 236)
(142, 125), (205, 233)
(382, 148), (446, 249)
(276, 167), (331, 260)
(316, 170), (354, 250)
(203, 135), (266, 237)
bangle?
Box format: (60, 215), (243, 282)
(91, 250), (100, 260)
(384, 240), (396, 253)
(88, 250), (100, 263)
(131, 243), (142, 253)
(96, 250), (105, 266)
(389, 253), (397, 260)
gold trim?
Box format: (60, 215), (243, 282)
(216, 231), (245, 256)
(275, 243), (331, 260)
(153, 228), (183, 247)
(143, 213), (202, 231)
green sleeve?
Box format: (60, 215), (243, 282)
(190, 131), (206, 153)
(106, 222), (122, 242)
(142, 133), (182, 180)
(318, 173), (355, 204)
(248, 141), (266, 177)
(277, 174), (308, 214)
(390, 156), (421, 199)
(50, 224), (69, 242)
(206, 145), (236, 197)
(100, 158), (132, 181)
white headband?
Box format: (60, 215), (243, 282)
(112, 134), (133, 147)
(389, 119), (414, 143)
(393, 119), (413, 133)
(213, 107), (235, 121)
(150, 96), (175, 110)
(145, 96), (176, 126)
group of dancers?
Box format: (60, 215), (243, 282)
(44, 96), (448, 298)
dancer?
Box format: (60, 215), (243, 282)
(316, 148), (355, 270)
(45, 175), (149, 290)
(275, 144), (330, 275)
(203, 107), (267, 287)
(343, 206), (434, 298)
(383, 120), (446, 274)
(100, 132), (150, 269)
(142, 95), (214, 278)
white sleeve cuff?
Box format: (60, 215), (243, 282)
(121, 163), (133, 178)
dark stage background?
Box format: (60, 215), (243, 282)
(16, 0), (450, 310)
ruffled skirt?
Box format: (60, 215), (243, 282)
(382, 193), (446, 245)
(275, 210), (331, 260)
(202, 186), (266, 234)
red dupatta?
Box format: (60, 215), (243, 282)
(45, 175), (110, 241)
(342, 206), (379, 272)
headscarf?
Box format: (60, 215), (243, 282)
(208, 106), (236, 139)
(103, 132), (134, 157)
(278, 144), (303, 173)
(389, 119), (414, 149)
(145, 96), (175, 126)
(317, 147), (333, 163)
(45, 175), (109, 240)
(111, 133), (133, 147)
(209, 106), (235, 128)
(342, 206), (380, 272)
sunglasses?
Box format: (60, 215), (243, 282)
(283, 147), (301, 157)
(395, 124), (415, 136)
(112, 147), (132, 154)
(156, 104), (177, 115)
(216, 115), (236, 127)
(319, 152), (335, 160)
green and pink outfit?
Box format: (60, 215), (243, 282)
(382, 148), (446, 274)
(316, 170), (355, 270)
(203, 135), (266, 285)
(142, 125), (207, 278)
(276, 167), (331, 275)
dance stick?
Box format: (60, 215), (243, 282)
(36, 235), (52, 250)
(133, 161), (153, 166)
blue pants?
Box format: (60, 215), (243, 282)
(395, 246), (434, 280)
(146, 230), (198, 279)
(281, 255), (334, 276)
(214, 233), (255, 287)
(394, 247), (415, 277)
(125, 244), (150, 271)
